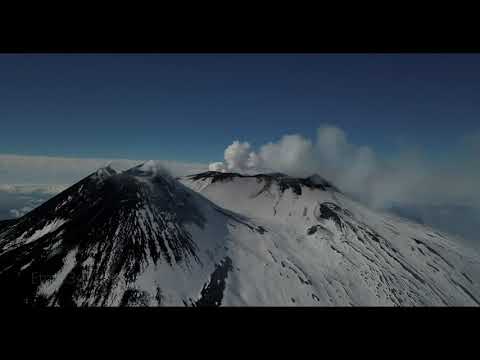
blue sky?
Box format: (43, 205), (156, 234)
(1, 53), (479, 163)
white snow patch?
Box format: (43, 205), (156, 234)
(20, 261), (33, 270)
(37, 247), (78, 298)
(18, 218), (68, 245)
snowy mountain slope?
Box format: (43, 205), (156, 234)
(1, 165), (479, 306)
(0, 164), (267, 306)
(180, 171), (480, 305)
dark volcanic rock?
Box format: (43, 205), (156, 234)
(194, 257), (233, 307)
(0, 219), (18, 233)
(0, 165), (208, 306)
(186, 171), (339, 196)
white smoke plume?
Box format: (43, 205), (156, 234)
(224, 141), (253, 171)
(209, 125), (480, 212)
(208, 162), (227, 172)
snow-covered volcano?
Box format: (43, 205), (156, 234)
(0, 164), (266, 306)
(1, 165), (479, 306)
(180, 171), (480, 306)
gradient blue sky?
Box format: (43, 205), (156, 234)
(1, 54), (479, 163)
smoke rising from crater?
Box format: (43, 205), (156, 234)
(209, 125), (480, 212)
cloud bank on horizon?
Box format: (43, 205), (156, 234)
(0, 155), (209, 220)
(209, 124), (480, 211)
(0, 154), (208, 187)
